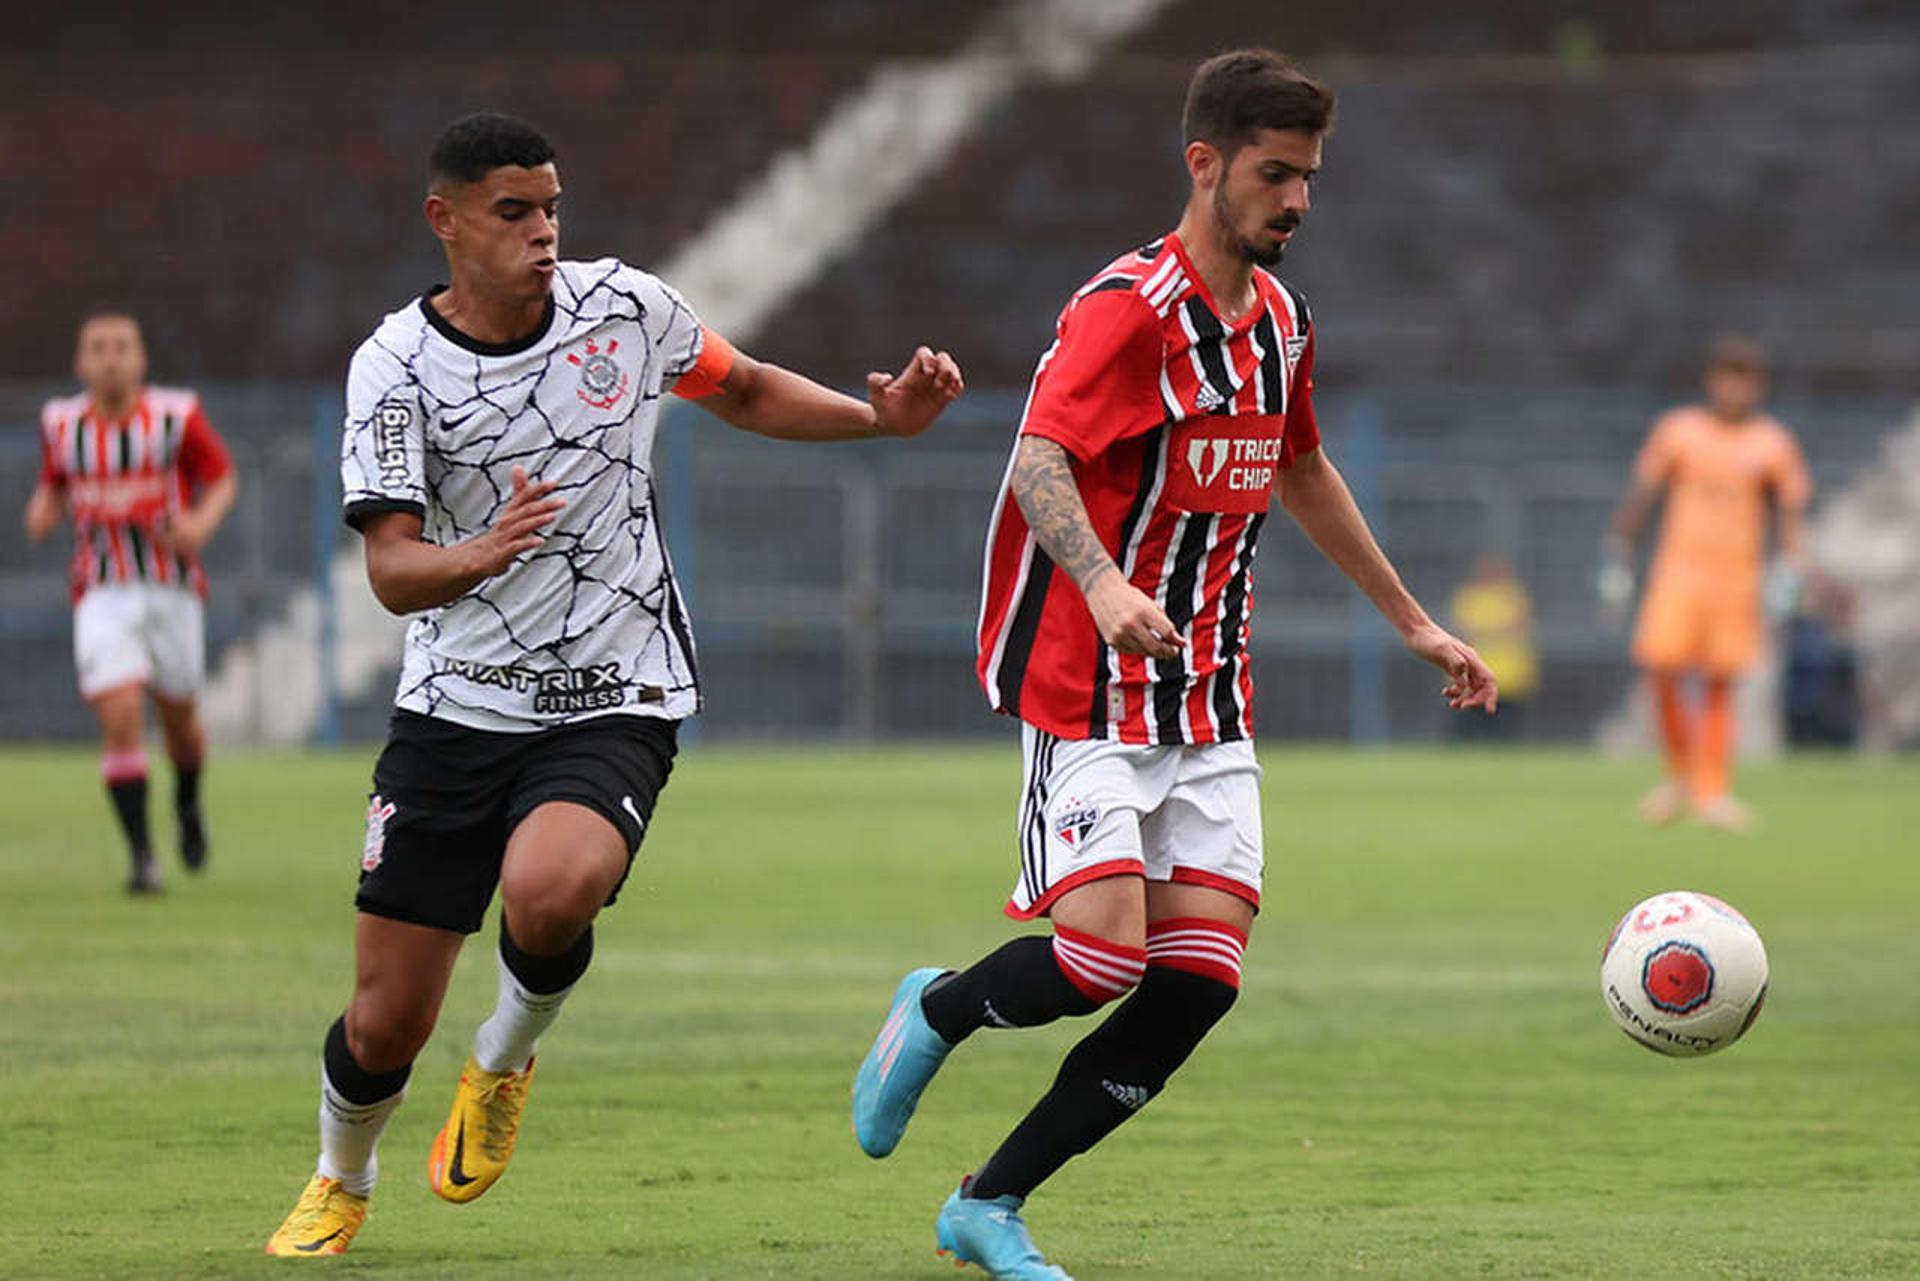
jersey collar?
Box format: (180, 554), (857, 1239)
(419, 286), (556, 357)
(1166, 232), (1270, 330)
(80, 387), (149, 427)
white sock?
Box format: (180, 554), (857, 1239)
(315, 1073), (404, 1198)
(473, 952), (575, 1074)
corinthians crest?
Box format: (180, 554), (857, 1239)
(566, 336), (630, 409)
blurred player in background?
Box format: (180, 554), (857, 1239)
(1449, 553), (1538, 740)
(1603, 336), (1811, 830)
(22, 310), (237, 893)
(264, 112), (961, 1257)
(852, 51), (1496, 1279)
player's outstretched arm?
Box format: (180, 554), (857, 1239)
(1276, 447), (1497, 712)
(23, 483), (65, 541)
(691, 346), (962, 442)
(358, 466), (565, 615)
(1010, 435), (1182, 660)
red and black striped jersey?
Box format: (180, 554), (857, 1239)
(37, 386), (233, 603)
(977, 233), (1320, 745)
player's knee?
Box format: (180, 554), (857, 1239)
(1049, 923), (1148, 1007)
(1144, 915), (1249, 995)
(344, 997), (436, 1074)
(154, 697), (205, 753)
(96, 704), (144, 753)
(499, 885), (600, 956)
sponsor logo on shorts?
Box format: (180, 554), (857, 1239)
(1101, 1079), (1152, 1111)
(1053, 802), (1099, 848)
(362, 796), (396, 871)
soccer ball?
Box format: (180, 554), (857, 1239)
(1600, 890), (1769, 1057)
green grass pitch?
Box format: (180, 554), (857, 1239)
(2, 742), (1917, 1278)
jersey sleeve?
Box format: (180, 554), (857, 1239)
(1633, 412), (1684, 488)
(176, 399), (234, 489)
(1281, 328), (1320, 465)
(1019, 290), (1166, 462)
(1768, 427), (1813, 510)
(670, 326), (737, 399)
(642, 273), (708, 387)
(340, 342), (427, 531)
(37, 406), (65, 489)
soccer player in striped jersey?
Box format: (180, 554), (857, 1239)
(853, 50), (1497, 1278)
(263, 113), (961, 1257)
(23, 310), (237, 894)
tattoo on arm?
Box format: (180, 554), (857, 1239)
(1011, 436), (1117, 592)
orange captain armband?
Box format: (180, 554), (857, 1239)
(670, 327), (738, 399)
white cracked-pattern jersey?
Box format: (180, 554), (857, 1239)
(341, 258), (705, 732)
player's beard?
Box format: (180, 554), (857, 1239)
(1213, 182), (1297, 267)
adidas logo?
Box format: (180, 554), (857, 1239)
(1102, 1079), (1152, 1111)
(1194, 384), (1225, 411)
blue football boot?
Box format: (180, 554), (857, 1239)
(935, 1182), (1074, 1280)
(851, 967), (952, 1157)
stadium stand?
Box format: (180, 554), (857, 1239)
(5, 2), (1918, 742)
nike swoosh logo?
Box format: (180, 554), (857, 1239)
(621, 795), (644, 829)
(447, 1121), (479, 1186)
(440, 409), (481, 431)
(293, 1227), (345, 1253)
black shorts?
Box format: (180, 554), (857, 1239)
(355, 710), (679, 935)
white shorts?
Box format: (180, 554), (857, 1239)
(1008, 723), (1264, 919)
(73, 582), (205, 700)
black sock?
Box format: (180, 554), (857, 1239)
(500, 915), (595, 995)
(106, 776), (151, 867)
(174, 764), (202, 819)
(968, 966), (1238, 1201)
(174, 763), (207, 868)
(323, 1015), (412, 1104)
(920, 936), (1099, 1044)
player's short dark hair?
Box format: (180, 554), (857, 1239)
(1707, 334), (1769, 376)
(429, 112), (556, 187)
(1182, 49), (1334, 157)
(76, 304), (140, 336)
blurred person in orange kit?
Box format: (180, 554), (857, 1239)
(1602, 336), (1811, 830)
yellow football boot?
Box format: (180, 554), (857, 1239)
(264, 1175), (368, 1257)
(428, 1055), (536, 1203)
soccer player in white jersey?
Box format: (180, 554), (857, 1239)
(24, 310), (238, 893)
(852, 52), (1496, 1278)
(266, 113), (962, 1257)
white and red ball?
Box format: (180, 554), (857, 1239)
(1600, 890), (1769, 1057)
